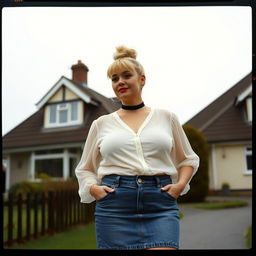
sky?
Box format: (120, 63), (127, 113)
(2, 6), (252, 136)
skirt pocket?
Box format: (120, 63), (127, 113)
(96, 182), (115, 202)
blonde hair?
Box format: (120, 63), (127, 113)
(107, 46), (145, 78)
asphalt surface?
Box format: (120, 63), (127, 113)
(178, 196), (252, 249)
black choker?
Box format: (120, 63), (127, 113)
(121, 102), (145, 110)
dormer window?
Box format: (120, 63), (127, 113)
(46, 101), (83, 128)
(235, 85), (252, 124)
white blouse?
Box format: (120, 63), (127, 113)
(75, 108), (199, 203)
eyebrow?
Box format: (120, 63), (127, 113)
(112, 70), (131, 77)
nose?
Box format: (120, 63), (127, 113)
(117, 77), (125, 85)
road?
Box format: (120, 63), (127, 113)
(179, 196), (252, 249)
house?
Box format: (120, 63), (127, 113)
(185, 72), (252, 195)
(2, 60), (120, 192)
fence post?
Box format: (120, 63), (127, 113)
(47, 190), (54, 235)
(33, 193), (38, 239)
(77, 192), (80, 224)
(59, 190), (64, 232)
(26, 192), (31, 241)
(63, 190), (68, 230)
(7, 193), (14, 246)
(17, 193), (23, 243)
(55, 190), (60, 232)
(69, 190), (72, 226)
(73, 191), (76, 225)
(41, 192), (46, 236)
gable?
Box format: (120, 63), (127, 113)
(36, 76), (97, 109)
(185, 72), (252, 143)
(202, 103), (252, 143)
(48, 86), (80, 103)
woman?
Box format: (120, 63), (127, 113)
(75, 46), (199, 250)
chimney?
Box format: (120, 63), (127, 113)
(71, 60), (89, 86)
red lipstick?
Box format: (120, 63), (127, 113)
(119, 88), (127, 93)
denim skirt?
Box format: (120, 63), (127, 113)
(94, 174), (180, 250)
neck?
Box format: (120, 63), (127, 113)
(121, 97), (143, 106)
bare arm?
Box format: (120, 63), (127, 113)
(177, 166), (194, 187)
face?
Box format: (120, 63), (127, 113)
(111, 69), (145, 103)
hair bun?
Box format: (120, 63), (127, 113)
(113, 45), (137, 60)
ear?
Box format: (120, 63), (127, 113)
(140, 74), (146, 86)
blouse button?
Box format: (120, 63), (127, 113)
(137, 178), (143, 183)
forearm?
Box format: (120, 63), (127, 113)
(177, 166), (194, 187)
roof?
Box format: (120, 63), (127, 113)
(185, 72), (252, 143)
(66, 77), (119, 113)
(3, 78), (120, 151)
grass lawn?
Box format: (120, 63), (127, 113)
(3, 205), (49, 243)
(7, 222), (97, 249)
(245, 225), (252, 249)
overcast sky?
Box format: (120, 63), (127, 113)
(2, 6), (252, 136)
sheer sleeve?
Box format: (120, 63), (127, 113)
(75, 120), (101, 203)
(170, 112), (200, 195)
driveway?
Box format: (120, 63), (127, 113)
(178, 196), (252, 249)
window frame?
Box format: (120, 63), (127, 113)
(46, 101), (82, 128)
(244, 146), (252, 175)
(30, 150), (79, 182)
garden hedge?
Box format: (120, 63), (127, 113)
(177, 125), (210, 203)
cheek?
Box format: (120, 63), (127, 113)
(112, 84), (118, 94)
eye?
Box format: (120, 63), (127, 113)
(111, 77), (119, 82)
(123, 73), (132, 79)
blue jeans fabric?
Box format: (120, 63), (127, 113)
(94, 174), (180, 250)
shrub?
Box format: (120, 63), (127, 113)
(8, 180), (43, 198)
(8, 173), (79, 199)
(35, 172), (52, 182)
(177, 125), (210, 203)
(42, 178), (78, 192)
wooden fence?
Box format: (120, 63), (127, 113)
(3, 190), (95, 247)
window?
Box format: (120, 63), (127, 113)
(245, 147), (252, 174)
(71, 102), (78, 121)
(59, 103), (68, 123)
(49, 105), (57, 123)
(35, 158), (63, 178)
(31, 148), (79, 181)
(47, 101), (81, 127)
(69, 157), (78, 178)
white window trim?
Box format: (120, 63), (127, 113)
(244, 146), (252, 175)
(30, 150), (79, 181)
(46, 101), (82, 128)
(33, 152), (64, 181)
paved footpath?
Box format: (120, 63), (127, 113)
(178, 196), (252, 249)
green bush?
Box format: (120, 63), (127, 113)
(177, 125), (209, 203)
(8, 180), (43, 198)
(42, 178), (78, 191)
(8, 173), (79, 198)
(245, 225), (252, 249)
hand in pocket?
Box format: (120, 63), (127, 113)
(90, 184), (115, 200)
(160, 183), (185, 199)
